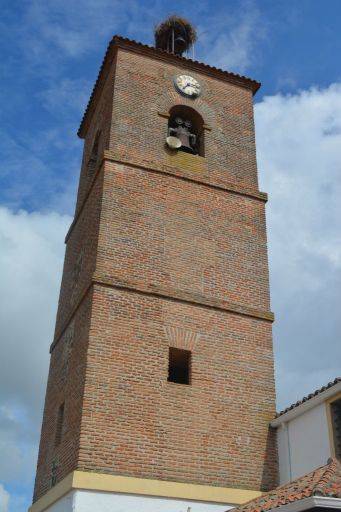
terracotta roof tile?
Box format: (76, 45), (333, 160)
(276, 377), (341, 418)
(113, 36), (260, 87)
(231, 459), (341, 512)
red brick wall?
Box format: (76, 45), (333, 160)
(97, 160), (270, 312)
(33, 41), (278, 502)
(110, 49), (259, 191)
(78, 284), (277, 491)
(33, 291), (93, 500)
(75, 56), (116, 214)
(53, 170), (104, 338)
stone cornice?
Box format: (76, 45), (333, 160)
(103, 151), (268, 201)
(51, 273), (274, 352)
(65, 154), (267, 243)
(50, 281), (93, 353)
(92, 272), (274, 322)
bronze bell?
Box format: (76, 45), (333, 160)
(178, 129), (194, 152)
(174, 35), (187, 55)
(168, 118), (196, 153)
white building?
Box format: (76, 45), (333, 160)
(271, 378), (341, 485)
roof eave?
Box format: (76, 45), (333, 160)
(271, 380), (341, 426)
(77, 38), (117, 139)
(259, 496), (341, 512)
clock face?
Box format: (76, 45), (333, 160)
(174, 75), (201, 97)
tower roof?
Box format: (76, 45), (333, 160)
(275, 377), (341, 420)
(231, 459), (341, 512)
(78, 35), (261, 138)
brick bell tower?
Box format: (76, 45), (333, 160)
(31, 16), (278, 512)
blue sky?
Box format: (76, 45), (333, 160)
(1, 1), (341, 511)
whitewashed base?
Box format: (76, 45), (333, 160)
(47, 489), (234, 512)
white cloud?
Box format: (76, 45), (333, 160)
(0, 127), (80, 214)
(2, 0), (266, 73)
(17, 0), (158, 61)
(20, 0), (119, 59)
(0, 484), (9, 512)
(255, 83), (341, 410)
(198, 1), (266, 73)
(40, 78), (92, 117)
(0, 208), (71, 485)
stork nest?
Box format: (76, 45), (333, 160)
(154, 15), (197, 53)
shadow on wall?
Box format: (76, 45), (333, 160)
(261, 426), (279, 492)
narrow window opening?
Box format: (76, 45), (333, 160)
(168, 347), (191, 385)
(87, 130), (101, 176)
(50, 459), (58, 488)
(331, 398), (341, 459)
(55, 403), (65, 447)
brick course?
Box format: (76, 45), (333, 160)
(34, 291), (93, 499)
(33, 38), (278, 502)
(79, 285), (277, 490)
(110, 49), (259, 191)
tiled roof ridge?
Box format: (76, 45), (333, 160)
(78, 34), (261, 137)
(313, 458), (341, 497)
(276, 377), (341, 418)
(112, 35), (261, 86)
(230, 458), (341, 512)
(78, 36), (114, 137)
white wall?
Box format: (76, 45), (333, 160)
(47, 491), (74, 512)
(46, 490), (234, 512)
(277, 423), (291, 485)
(277, 402), (331, 484)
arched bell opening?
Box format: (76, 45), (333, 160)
(167, 105), (205, 157)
